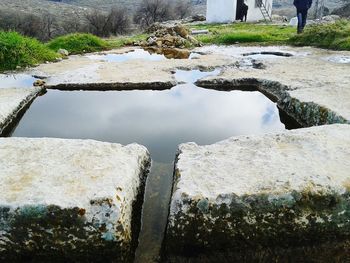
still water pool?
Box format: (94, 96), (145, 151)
(10, 70), (292, 262)
(0, 74), (38, 89)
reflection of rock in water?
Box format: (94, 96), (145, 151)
(135, 161), (174, 263)
(145, 47), (191, 59)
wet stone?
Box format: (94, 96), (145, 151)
(0, 88), (42, 136)
(0, 138), (150, 262)
(324, 56), (350, 64)
(86, 49), (166, 62)
(164, 124), (350, 261)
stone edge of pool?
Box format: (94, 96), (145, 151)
(196, 77), (350, 127)
(0, 138), (151, 262)
(0, 87), (44, 137)
(45, 80), (177, 91)
(163, 124), (350, 262)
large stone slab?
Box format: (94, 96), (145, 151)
(165, 124), (350, 261)
(0, 88), (42, 136)
(0, 138), (150, 262)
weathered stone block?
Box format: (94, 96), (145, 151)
(0, 88), (42, 136)
(164, 124), (350, 261)
(0, 138), (150, 262)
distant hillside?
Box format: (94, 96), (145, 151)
(49, 0), (206, 13)
(0, 0), (93, 20)
(58, 0), (142, 12)
(1, 0), (342, 24)
(1, 0), (207, 20)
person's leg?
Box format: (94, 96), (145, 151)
(296, 9), (303, 34)
(301, 9), (308, 31)
(244, 12), (247, 22)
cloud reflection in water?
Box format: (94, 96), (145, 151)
(13, 84), (285, 162)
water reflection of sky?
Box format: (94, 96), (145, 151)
(86, 49), (166, 62)
(174, 69), (221, 83)
(13, 85), (285, 162)
(0, 74), (37, 88)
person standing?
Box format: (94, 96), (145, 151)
(241, 3), (249, 22)
(294, 0), (313, 33)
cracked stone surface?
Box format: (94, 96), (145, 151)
(0, 138), (150, 262)
(0, 88), (42, 136)
(165, 124), (350, 261)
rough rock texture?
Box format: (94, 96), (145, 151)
(142, 23), (201, 49)
(0, 88), (43, 136)
(0, 138), (150, 262)
(165, 124), (350, 261)
(195, 45), (350, 127)
(30, 47), (236, 90)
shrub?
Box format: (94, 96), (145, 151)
(288, 20), (350, 50)
(0, 31), (57, 71)
(47, 33), (108, 54)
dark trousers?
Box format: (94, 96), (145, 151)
(296, 8), (308, 33)
(240, 10), (247, 22)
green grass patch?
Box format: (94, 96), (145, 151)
(105, 34), (148, 49)
(288, 20), (350, 50)
(0, 31), (57, 72)
(47, 33), (108, 54)
(192, 23), (295, 45)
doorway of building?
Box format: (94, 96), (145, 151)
(236, 0), (244, 20)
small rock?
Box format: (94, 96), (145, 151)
(33, 79), (46, 87)
(191, 14), (206, 21)
(174, 25), (189, 38)
(289, 17), (298, 27)
(321, 15), (341, 22)
(272, 14), (288, 22)
(58, 49), (69, 57)
(147, 36), (158, 46)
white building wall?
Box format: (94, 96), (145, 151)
(206, 0), (273, 23)
(206, 0), (236, 23)
(245, 0), (273, 22)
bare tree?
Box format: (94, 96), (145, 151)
(134, 0), (174, 28)
(61, 14), (87, 34)
(85, 7), (131, 37)
(175, 0), (192, 19)
(40, 12), (57, 41)
(108, 7), (131, 35)
(85, 9), (112, 37)
(0, 9), (58, 41)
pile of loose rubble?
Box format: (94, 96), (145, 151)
(136, 23), (201, 49)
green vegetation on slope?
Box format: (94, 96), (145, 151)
(192, 23), (295, 45)
(288, 20), (350, 50)
(47, 33), (108, 54)
(0, 31), (57, 71)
